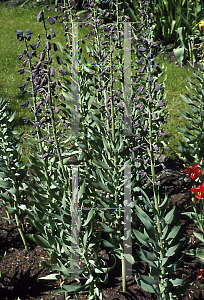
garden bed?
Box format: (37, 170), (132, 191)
(1, 154), (204, 299)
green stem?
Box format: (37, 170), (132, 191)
(42, 16), (71, 197)
(146, 59), (166, 298)
(109, 48), (126, 291)
(13, 192), (28, 251)
(1, 196), (11, 224)
(24, 39), (51, 200)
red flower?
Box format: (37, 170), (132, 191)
(191, 182), (204, 200)
(183, 163), (201, 180)
(196, 268), (203, 279)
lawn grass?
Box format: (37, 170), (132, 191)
(0, 1), (202, 162)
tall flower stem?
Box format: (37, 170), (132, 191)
(146, 63), (166, 299)
(42, 16), (71, 197)
(109, 49), (127, 292)
(24, 39), (51, 200)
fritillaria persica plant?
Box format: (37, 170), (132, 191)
(0, 0), (200, 299)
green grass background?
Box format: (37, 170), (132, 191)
(0, 1), (202, 161)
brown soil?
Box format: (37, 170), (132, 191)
(1, 155), (204, 300)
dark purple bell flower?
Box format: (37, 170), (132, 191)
(59, 69), (66, 76)
(138, 66), (146, 73)
(39, 50), (45, 61)
(45, 41), (51, 50)
(133, 146), (140, 151)
(16, 30), (23, 41)
(39, 117), (45, 124)
(48, 17), (56, 25)
(37, 11), (44, 22)
(20, 101), (29, 108)
(35, 61), (41, 69)
(159, 130), (167, 137)
(36, 101), (42, 110)
(157, 66), (163, 73)
(32, 130), (37, 135)
(138, 47), (146, 52)
(154, 144), (159, 151)
(155, 82), (164, 91)
(137, 58), (144, 65)
(46, 95), (50, 104)
(158, 100), (165, 106)
(53, 43), (58, 51)
(50, 29), (55, 38)
(63, 121), (68, 128)
(164, 146), (171, 151)
(59, 93), (65, 101)
(17, 54), (23, 60)
(42, 153), (49, 159)
(136, 77), (142, 83)
(50, 67), (55, 77)
(147, 74), (152, 82)
(30, 44), (37, 50)
(38, 138), (44, 143)
(140, 105), (144, 111)
(55, 106), (59, 113)
(134, 96), (140, 102)
(26, 28), (32, 40)
(151, 42), (158, 48)
(137, 86), (144, 94)
(149, 96), (152, 103)
(144, 159), (149, 165)
(18, 68), (24, 75)
(23, 117), (30, 124)
(152, 114), (156, 120)
(56, 56), (63, 65)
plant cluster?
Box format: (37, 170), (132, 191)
(1, 0), (204, 299)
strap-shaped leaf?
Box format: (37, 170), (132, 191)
(101, 222), (115, 233)
(135, 205), (154, 231)
(102, 239), (116, 248)
(193, 232), (204, 244)
(92, 158), (112, 171)
(132, 229), (149, 247)
(44, 226), (55, 246)
(180, 94), (193, 105)
(50, 251), (58, 264)
(140, 274), (159, 285)
(136, 276), (158, 293)
(38, 273), (61, 280)
(137, 248), (158, 268)
(166, 243), (180, 257)
(164, 206), (175, 225)
(82, 209), (94, 227)
(52, 284), (83, 295)
(187, 104), (199, 114)
(166, 225), (181, 241)
(27, 234), (51, 249)
(124, 253), (135, 264)
(0, 180), (12, 189)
